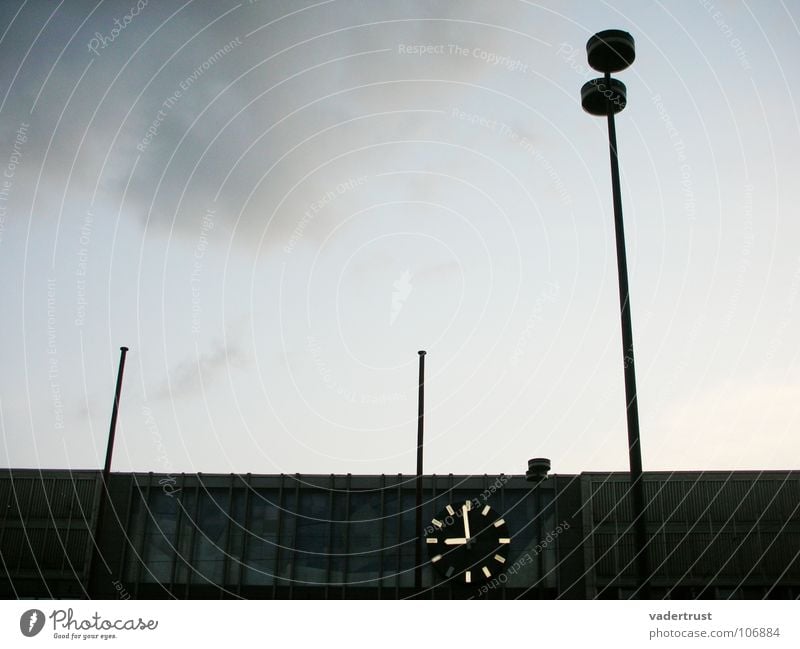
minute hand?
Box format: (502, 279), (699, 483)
(462, 505), (471, 539)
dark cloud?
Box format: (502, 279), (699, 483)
(155, 336), (245, 402)
(2, 0), (559, 253)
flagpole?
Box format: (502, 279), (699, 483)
(88, 346), (129, 597)
(414, 350), (426, 591)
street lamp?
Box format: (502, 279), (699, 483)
(580, 29), (649, 597)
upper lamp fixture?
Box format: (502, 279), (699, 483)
(587, 29), (635, 72)
(581, 29), (635, 116)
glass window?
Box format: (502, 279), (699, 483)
(293, 491), (330, 584)
(328, 491), (348, 584)
(348, 552), (381, 584)
(225, 489), (247, 585)
(295, 491), (329, 552)
(349, 492), (381, 550)
(141, 489), (181, 583)
(192, 488), (228, 585)
(276, 488), (296, 583)
(173, 488), (196, 584)
(346, 491), (382, 586)
(398, 492), (417, 587)
(243, 489), (279, 586)
(380, 490), (401, 587)
(124, 491), (145, 583)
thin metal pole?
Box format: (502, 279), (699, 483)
(414, 350), (426, 591)
(604, 79), (649, 597)
(103, 346), (129, 479)
(88, 346), (129, 597)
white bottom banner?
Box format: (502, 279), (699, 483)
(1, 600), (797, 647)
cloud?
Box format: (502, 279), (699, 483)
(2, 1), (562, 254)
(155, 337), (245, 402)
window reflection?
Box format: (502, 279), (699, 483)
(123, 477), (551, 592)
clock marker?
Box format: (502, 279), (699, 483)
(464, 570), (472, 584)
(432, 518), (443, 528)
(481, 505), (491, 516)
(494, 554), (506, 564)
(493, 518), (506, 528)
(446, 505), (455, 515)
(498, 538), (511, 544)
(464, 500), (472, 511)
(482, 566), (491, 578)
(426, 537), (438, 544)
(445, 566), (455, 578)
(431, 554), (442, 563)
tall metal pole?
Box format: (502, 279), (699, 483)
(88, 345), (129, 597)
(414, 350), (426, 591)
(605, 83), (649, 596)
(582, 30), (648, 597)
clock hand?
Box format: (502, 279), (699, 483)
(462, 504), (471, 540)
(444, 538), (467, 545)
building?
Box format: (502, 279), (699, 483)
(1, 468), (798, 599)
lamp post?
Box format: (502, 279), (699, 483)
(580, 30), (649, 597)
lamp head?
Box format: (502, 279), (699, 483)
(581, 77), (627, 116)
(587, 29), (635, 73)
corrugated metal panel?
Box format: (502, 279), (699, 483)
(589, 475), (799, 526)
(27, 478), (55, 518)
(0, 472), (99, 581)
(661, 531), (691, 578)
(17, 527), (46, 570)
(589, 479), (631, 522)
(1, 527), (23, 568)
(0, 477), (11, 513)
(593, 532), (635, 578)
(66, 529), (90, 569)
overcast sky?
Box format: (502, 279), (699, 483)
(0, 0), (798, 476)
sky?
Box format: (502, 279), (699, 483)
(0, 0), (798, 477)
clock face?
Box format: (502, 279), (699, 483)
(425, 500), (511, 585)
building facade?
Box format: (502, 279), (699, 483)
(1, 469), (798, 599)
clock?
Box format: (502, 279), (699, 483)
(425, 500), (511, 584)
